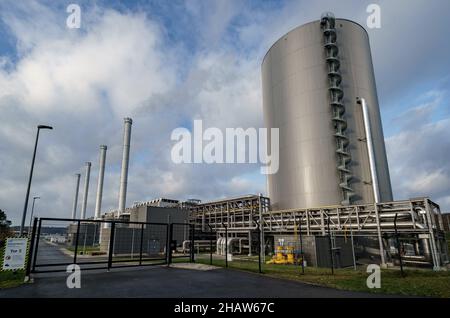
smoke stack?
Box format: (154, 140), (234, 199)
(71, 173), (81, 219)
(118, 118), (132, 215)
(94, 145), (107, 219)
(81, 162), (91, 219)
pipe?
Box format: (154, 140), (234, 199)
(357, 97), (380, 203)
(118, 117), (132, 215)
(80, 162), (91, 219)
(94, 145), (107, 219)
(422, 202), (440, 270)
(217, 237), (224, 255)
(71, 173), (81, 219)
(216, 237), (222, 255)
(227, 238), (240, 255)
(374, 204), (386, 266)
(421, 238), (431, 261)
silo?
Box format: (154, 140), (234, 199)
(262, 14), (393, 210)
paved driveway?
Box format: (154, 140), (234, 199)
(33, 240), (110, 272)
(0, 265), (391, 298)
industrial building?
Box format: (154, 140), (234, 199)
(187, 13), (448, 269)
(65, 14), (448, 271)
(442, 213), (450, 232)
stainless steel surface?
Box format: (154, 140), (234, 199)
(94, 145), (107, 219)
(358, 97), (380, 203)
(118, 117), (132, 215)
(71, 173), (81, 219)
(262, 18), (393, 210)
(80, 162), (91, 219)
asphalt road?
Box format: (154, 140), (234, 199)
(35, 239), (73, 263)
(0, 265), (391, 298)
(34, 239), (110, 271)
(32, 239), (165, 271)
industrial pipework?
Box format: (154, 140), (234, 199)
(94, 145), (107, 219)
(118, 117), (132, 216)
(320, 13), (354, 205)
(357, 97), (380, 203)
(80, 162), (91, 219)
(71, 173), (81, 219)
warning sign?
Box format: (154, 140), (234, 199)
(2, 238), (28, 271)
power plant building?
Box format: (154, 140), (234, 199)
(55, 16), (447, 272)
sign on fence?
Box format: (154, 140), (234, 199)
(2, 238), (28, 270)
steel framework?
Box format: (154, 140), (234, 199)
(189, 195), (448, 270)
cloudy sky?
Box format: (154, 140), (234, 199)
(1, 0), (449, 225)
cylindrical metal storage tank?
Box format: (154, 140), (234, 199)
(262, 15), (393, 210)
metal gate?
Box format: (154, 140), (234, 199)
(26, 217), (174, 274)
(167, 223), (195, 264)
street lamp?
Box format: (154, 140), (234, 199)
(28, 196), (40, 234)
(20, 125), (53, 235)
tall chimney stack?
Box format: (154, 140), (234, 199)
(81, 162), (91, 219)
(71, 173), (81, 219)
(118, 118), (132, 215)
(94, 145), (107, 219)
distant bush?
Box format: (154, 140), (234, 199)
(0, 209), (13, 247)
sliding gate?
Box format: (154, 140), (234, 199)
(27, 218), (195, 274)
(168, 223), (195, 264)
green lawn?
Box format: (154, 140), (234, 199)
(196, 255), (450, 298)
(447, 232), (450, 255)
(0, 270), (25, 289)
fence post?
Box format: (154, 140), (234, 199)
(31, 218), (42, 273)
(255, 219), (262, 274)
(190, 224), (195, 263)
(139, 223), (144, 266)
(166, 223), (173, 265)
(207, 223), (213, 265)
(222, 222), (228, 268)
(349, 211), (357, 270)
(327, 214), (334, 275)
(25, 217), (38, 278)
(73, 220), (81, 265)
(299, 216), (304, 275)
(107, 222), (115, 271)
(165, 223), (169, 265)
(394, 213), (405, 277)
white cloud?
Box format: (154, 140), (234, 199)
(0, 1), (268, 224)
(390, 90), (444, 130)
(0, 4), (179, 223)
(387, 117), (450, 210)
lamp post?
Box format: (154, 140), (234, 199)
(28, 196), (40, 234)
(20, 125), (53, 235)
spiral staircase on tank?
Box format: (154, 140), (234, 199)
(320, 13), (354, 205)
